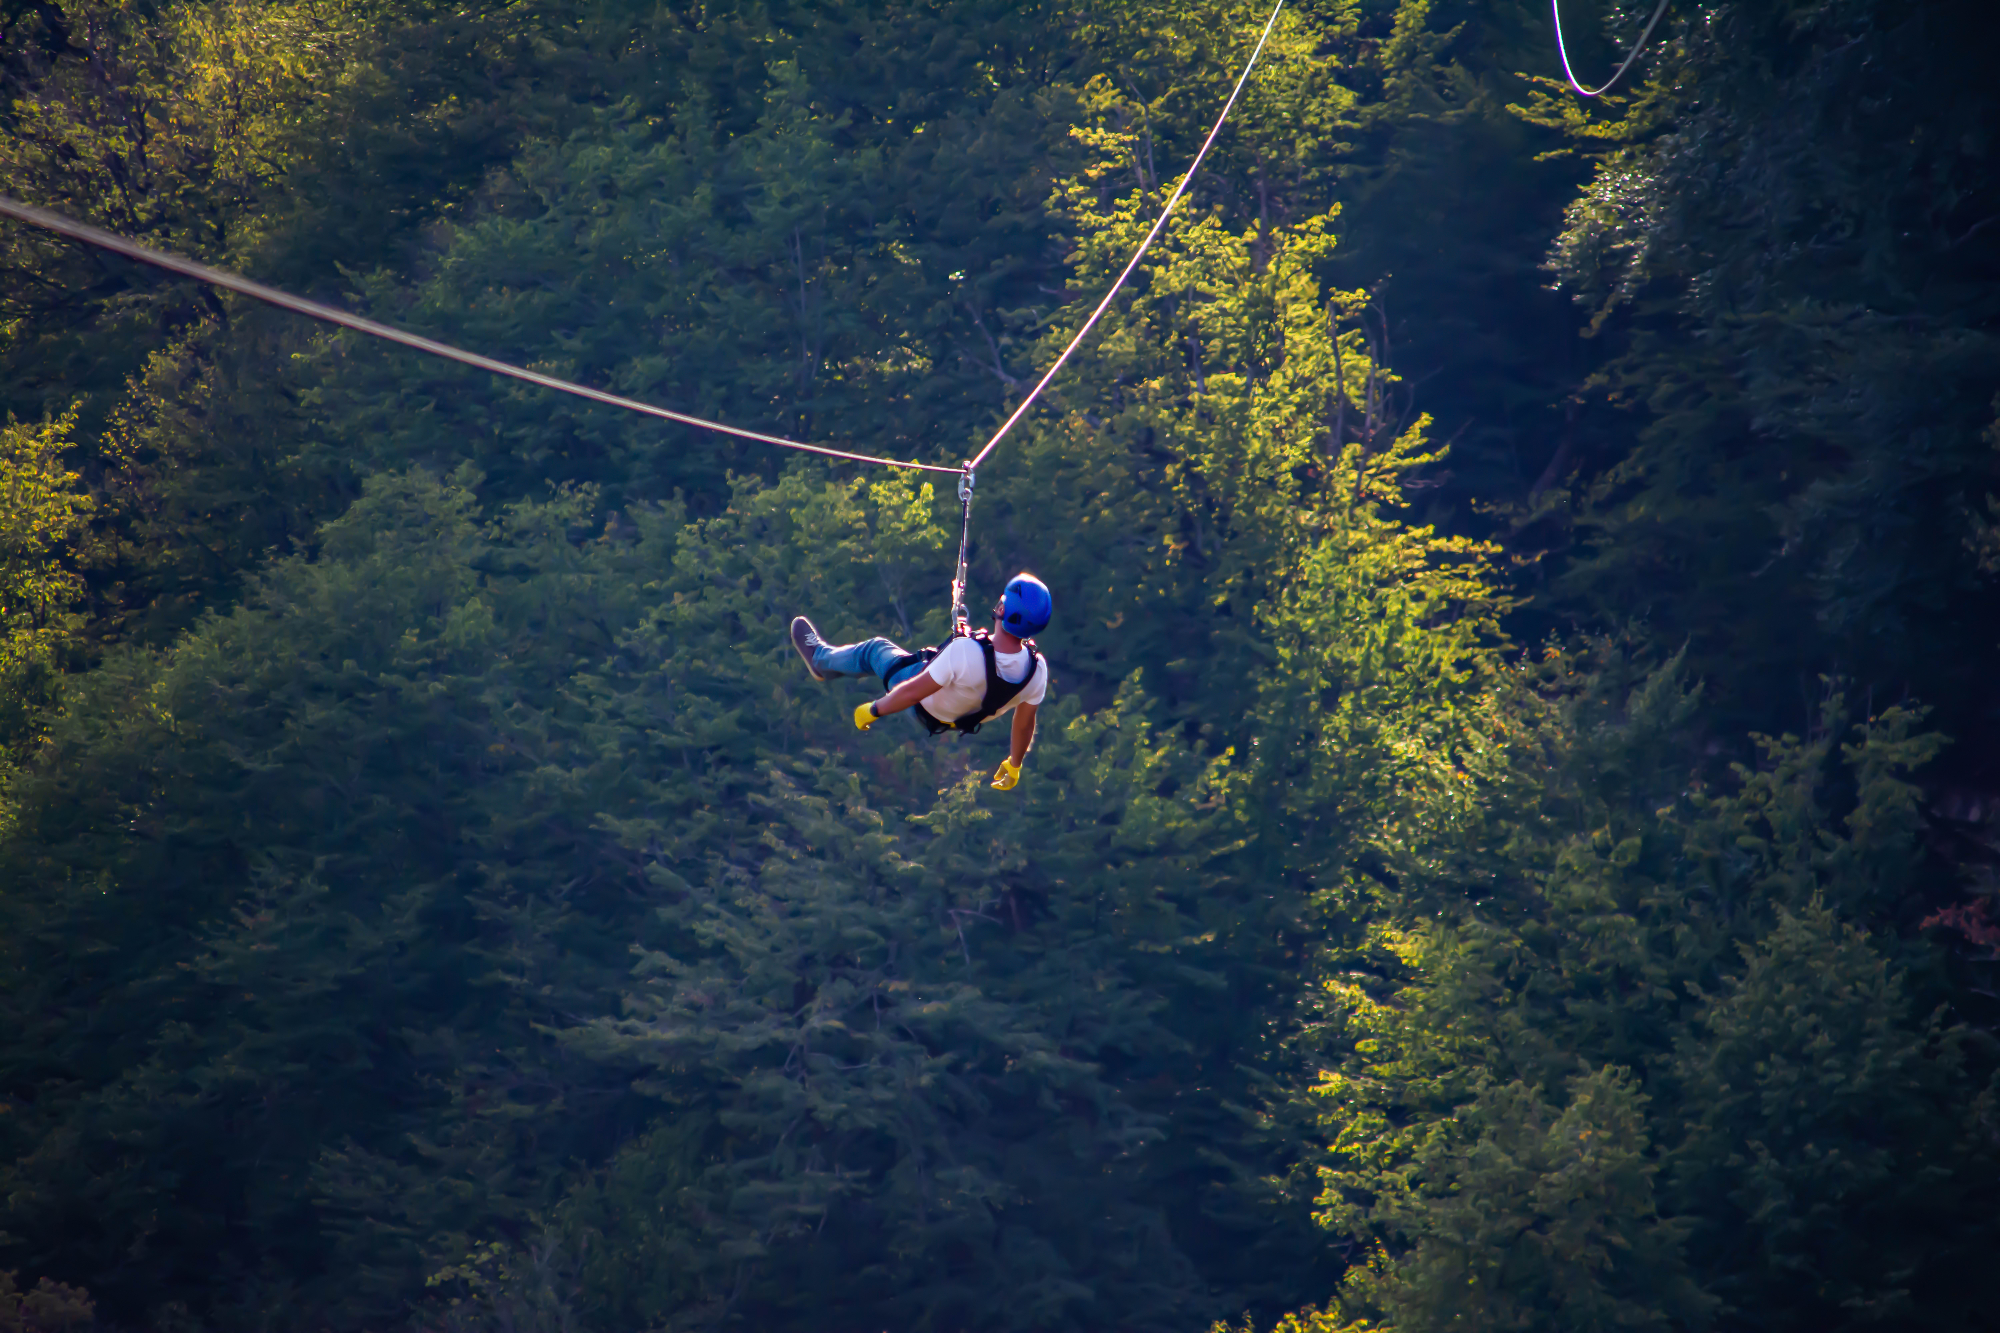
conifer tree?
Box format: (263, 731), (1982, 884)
(1294, 662), (1998, 1333)
(3, 4), (1995, 1332)
(1520, 0), (2000, 746)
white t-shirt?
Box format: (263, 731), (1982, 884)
(922, 636), (1049, 725)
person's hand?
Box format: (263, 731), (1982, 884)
(853, 701), (882, 732)
(991, 757), (1022, 791)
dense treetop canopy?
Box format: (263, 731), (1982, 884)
(1, 2), (1995, 1331)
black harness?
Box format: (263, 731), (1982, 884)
(876, 629), (1041, 736)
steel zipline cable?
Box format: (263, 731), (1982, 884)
(940, 0), (1286, 622)
(1552, 0), (1671, 98)
(944, 0), (1286, 622)
(0, 194), (963, 476)
(964, 0), (1286, 475)
(1, 0), (1288, 619)
(1, 0), (1287, 485)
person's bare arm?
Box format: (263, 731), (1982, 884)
(871, 669), (944, 717)
(1009, 701), (1037, 767)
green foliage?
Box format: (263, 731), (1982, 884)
(0, 3), (1995, 1333)
(554, 1118), (716, 1330)
(1527, 0), (2000, 741)
(422, 1237), (586, 1333)
(0, 412), (89, 753)
(0, 0), (356, 419)
(578, 756), (1205, 1330)
(303, 0), (1083, 508)
(1669, 904), (1975, 1328)
(1304, 658), (1996, 1333)
(1340, 1067), (1708, 1333)
(0, 0), (556, 652)
(0, 468), (661, 1325)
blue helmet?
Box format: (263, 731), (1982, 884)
(996, 572), (1052, 637)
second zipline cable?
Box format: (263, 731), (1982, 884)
(1552, 0), (1670, 98)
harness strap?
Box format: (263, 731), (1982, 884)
(877, 629), (1040, 737)
(951, 632), (1038, 734)
(877, 645), (951, 735)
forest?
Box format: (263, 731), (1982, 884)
(1, 0), (1997, 1329)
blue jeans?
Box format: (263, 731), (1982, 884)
(813, 635), (927, 689)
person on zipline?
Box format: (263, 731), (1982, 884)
(789, 574), (1052, 791)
